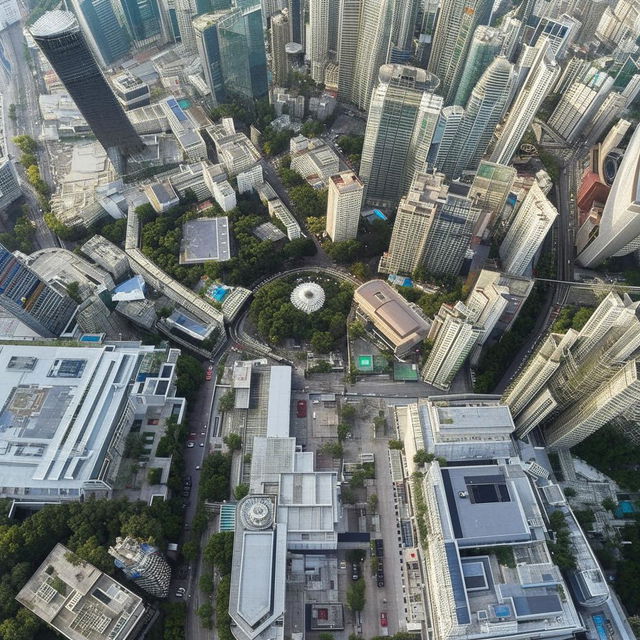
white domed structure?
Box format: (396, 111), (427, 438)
(240, 496), (274, 530)
(290, 282), (325, 314)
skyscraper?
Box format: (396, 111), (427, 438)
(270, 9), (290, 86)
(309, 0), (331, 81)
(499, 181), (558, 276)
(490, 41), (560, 165)
(529, 13), (581, 60)
(193, 2), (268, 104)
(69, 0), (131, 66)
(380, 172), (479, 277)
(432, 55), (516, 178)
(427, 0), (493, 105)
(119, 0), (163, 46)
(31, 11), (144, 170)
(348, 0), (394, 110)
(0, 243), (77, 337)
(325, 171), (364, 242)
(336, 0), (360, 103)
(390, 0), (419, 62)
(576, 123), (640, 267)
(421, 301), (481, 390)
(451, 26), (504, 107)
(109, 537), (172, 598)
(175, 0), (198, 52)
(360, 64), (442, 208)
(286, 0), (303, 45)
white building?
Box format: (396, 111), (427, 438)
(499, 181), (558, 276)
(211, 179), (237, 212)
(577, 122), (640, 267)
(237, 164), (264, 194)
(490, 42), (560, 165)
(161, 96), (207, 162)
(308, 0), (330, 81)
(80, 235), (130, 281)
(421, 302), (481, 390)
(0, 0), (20, 28)
(290, 136), (340, 187)
(325, 171), (364, 242)
(267, 198), (302, 240)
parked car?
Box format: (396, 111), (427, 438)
(175, 587), (186, 598)
(184, 475), (192, 487)
(380, 613), (388, 627)
(351, 563), (360, 581)
(296, 400), (307, 418)
(187, 441), (195, 448)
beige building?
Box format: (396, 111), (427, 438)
(325, 171), (364, 242)
(354, 280), (430, 356)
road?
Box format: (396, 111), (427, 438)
(0, 20), (59, 249)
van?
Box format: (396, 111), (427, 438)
(313, 412), (317, 419)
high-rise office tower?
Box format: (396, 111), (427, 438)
(119, 0), (163, 46)
(595, 0), (640, 50)
(390, 0), (419, 62)
(309, 0), (331, 81)
(427, 0), (493, 105)
(548, 68), (614, 143)
(378, 172), (442, 275)
(499, 181), (558, 276)
(0, 157), (21, 212)
(452, 26), (504, 107)
(577, 123), (640, 267)
(175, 0), (198, 51)
(270, 9), (289, 86)
(69, 0), (131, 66)
(349, 0), (394, 110)
(336, 0), (360, 103)
(468, 161), (516, 238)
(426, 105), (464, 169)
(360, 64), (442, 208)
(193, 2), (268, 104)
(31, 11), (144, 171)
(109, 537), (172, 598)
(529, 13), (581, 60)
(286, 0), (303, 45)
(325, 171), (364, 242)
(0, 243), (77, 337)
(432, 55), (516, 178)
(421, 301), (482, 390)
(490, 41), (559, 165)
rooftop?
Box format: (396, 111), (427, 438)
(330, 172), (363, 193)
(31, 10), (77, 37)
(16, 543), (146, 640)
(179, 217), (231, 264)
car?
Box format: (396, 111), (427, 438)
(187, 441), (195, 448)
(182, 489), (191, 498)
(351, 563), (360, 581)
(380, 613), (388, 627)
(199, 442), (204, 447)
(205, 370), (213, 381)
(195, 465), (201, 470)
(184, 475), (192, 487)
(188, 432), (196, 440)
(296, 400), (307, 418)
(377, 577), (385, 587)
(175, 587), (186, 597)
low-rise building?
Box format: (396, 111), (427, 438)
(211, 179), (237, 212)
(290, 136), (339, 187)
(237, 164), (264, 194)
(144, 180), (180, 213)
(354, 280), (430, 356)
(179, 217), (231, 264)
(161, 96), (207, 162)
(80, 235), (130, 281)
(17, 543), (148, 640)
(111, 72), (150, 110)
(267, 198), (302, 240)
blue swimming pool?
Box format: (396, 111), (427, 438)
(373, 209), (388, 221)
(592, 614), (608, 640)
(79, 334), (102, 342)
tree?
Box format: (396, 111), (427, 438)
(175, 355), (205, 405)
(319, 441), (343, 458)
(324, 239), (362, 264)
(346, 578), (366, 611)
(311, 331), (334, 353)
(124, 433), (145, 459)
(283, 237), (317, 259)
(602, 497), (617, 512)
(197, 603), (213, 629)
(368, 494), (378, 513)
(563, 487), (576, 498)
(306, 216), (326, 234)
(66, 281), (82, 304)
(234, 483), (249, 500)
(319, 634), (335, 640)
(219, 390), (236, 412)
(348, 321), (366, 340)
(349, 262), (369, 280)
(199, 573), (214, 594)
(301, 119), (324, 137)
(203, 531), (235, 576)
(388, 440), (404, 450)
(223, 433), (242, 451)
(147, 468), (162, 485)
(340, 404), (356, 424)
(413, 449), (435, 466)
(337, 423), (351, 442)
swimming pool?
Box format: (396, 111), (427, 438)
(373, 209), (388, 221)
(592, 614), (608, 640)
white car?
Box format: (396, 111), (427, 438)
(187, 441), (195, 448)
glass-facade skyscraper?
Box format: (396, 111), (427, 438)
(119, 0), (162, 43)
(30, 11), (145, 169)
(193, 2), (267, 104)
(0, 244), (77, 338)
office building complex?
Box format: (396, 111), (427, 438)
(576, 123), (640, 267)
(325, 171), (364, 242)
(0, 243), (77, 337)
(499, 181), (558, 276)
(530, 13), (581, 59)
(431, 56), (516, 178)
(360, 64), (442, 208)
(503, 291), (640, 447)
(595, 0), (640, 50)
(427, 0), (493, 104)
(380, 172), (479, 277)
(31, 11), (144, 170)
(0, 157), (21, 211)
(354, 280), (430, 356)
(270, 9), (289, 86)
(548, 67), (614, 142)
(193, 3), (267, 104)
(491, 42), (560, 165)
(452, 26), (504, 107)
(109, 537), (172, 598)
(17, 544), (148, 640)
(347, 0), (394, 110)
(68, 0), (130, 66)
(422, 302), (481, 389)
